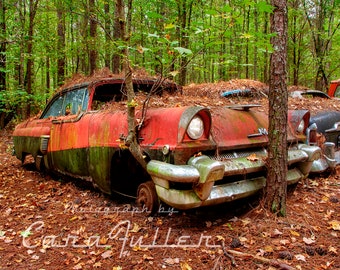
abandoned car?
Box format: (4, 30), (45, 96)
(327, 79), (340, 99)
(13, 78), (331, 212)
(310, 110), (340, 170)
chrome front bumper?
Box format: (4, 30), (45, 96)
(147, 144), (321, 210)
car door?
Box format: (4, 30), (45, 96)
(47, 87), (91, 178)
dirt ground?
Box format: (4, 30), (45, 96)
(0, 79), (339, 270)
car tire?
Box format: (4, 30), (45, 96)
(137, 181), (159, 215)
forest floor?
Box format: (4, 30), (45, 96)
(0, 78), (339, 270)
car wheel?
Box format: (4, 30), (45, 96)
(137, 181), (159, 215)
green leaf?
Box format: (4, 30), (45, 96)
(221, 5), (232, 13)
(146, 11), (164, 19)
(147, 33), (160, 38)
(257, 1), (274, 13)
(20, 230), (32, 238)
(174, 47), (192, 56)
(241, 33), (253, 39)
(205, 9), (218, 16)
(164, 23), (175, 30)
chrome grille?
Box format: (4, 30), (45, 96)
(208, 148), (267, 161)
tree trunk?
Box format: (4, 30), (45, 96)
(262, 12), (269, 84)
(79, 3), (89, 74)
(24, 0), (39, 119)
(46, 55), (50, 92)
(117, 0), (146, 168)
(245, 5), (250, 78)
(0, 0), (5, 91)
(104, 2), (111, 69)
(89, 0), (97, 74)
(177, 0), (193, 86)
(264, 0), (288, 216)
(57, 0), (65, 85)
(112, 0), (123, 73)
(0, 0), (6, 128)
(253, 1), (258, 80)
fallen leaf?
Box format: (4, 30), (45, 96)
(295, 254), (306, 262)
(256, 249), (266, 257)
(328, 246), (337, 255)
(215, 235), (225, 242)
(229, 217), (238, 222)
(290, 230), (300, 237)
(93, 262), (102, 268)
(156, 218), (163, 225)
(205, 221), (212, 228)
(5, 208), (12, 216)
(69, 216), (78, 221)
(143, 254), (154, 261)
(264, 245), (274, 253)
(164, 258), (180, 265)
(309, 180), (319, 186)
(101, 250), (112, 259)
(241, 218), (251, 227)
(73, 263), (83, 270)
(31, 255), (39, 260)
(279, 239), (290, 245)
(132, 245), (142, 252)
(272, 229), (283, 236)
(239, 236), (248, 243)
(99, 236), (108, 245)
(303, 237), (315, 245)
(321, 195), (329, 202)
(131, 223), (141, 233)
(324, 210), (334, 220)
(328, 220), (340, 231)
(180, 261), (192, 270)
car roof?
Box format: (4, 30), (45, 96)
(57, 77), (181, 95)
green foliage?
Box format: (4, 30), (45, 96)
(0, 0), (339, 118)
(0, 89), (48, 119)
(0, 90), (27, 114)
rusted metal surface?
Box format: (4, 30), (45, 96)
(328, 79), (340, 98)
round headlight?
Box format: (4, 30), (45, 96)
(297, 120), (305, 133)
(187, 116), (204, 139)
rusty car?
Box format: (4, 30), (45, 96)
(327, 79), (340, 99)
(310, 111), (340, 170)
(13, 78), (331, 213)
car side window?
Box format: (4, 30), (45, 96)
(64, 88), (88, 115)
(41, 88), (88, 118)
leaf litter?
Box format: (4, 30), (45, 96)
(0, 79), (339, 269)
